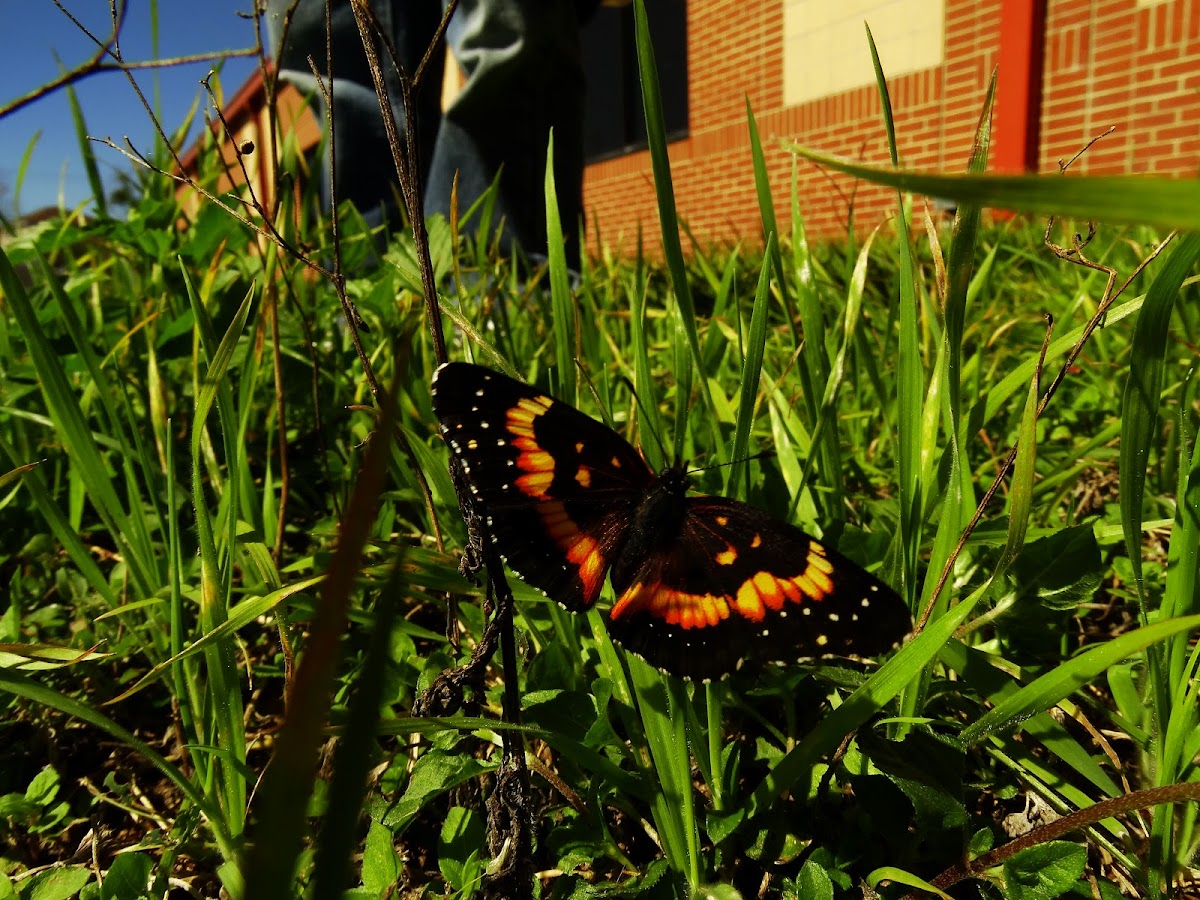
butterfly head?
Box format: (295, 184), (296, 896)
(656, 460), (693, 497)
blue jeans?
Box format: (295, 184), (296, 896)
(267, 0), (586, 268)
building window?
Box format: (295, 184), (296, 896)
(582, 0), (688, 162)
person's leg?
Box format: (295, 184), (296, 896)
(265, 0), (445, 229)
(427, 0), (586, 268)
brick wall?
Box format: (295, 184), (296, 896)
(1041, 0), (1200, 174)
(583, 0), (1200, 256)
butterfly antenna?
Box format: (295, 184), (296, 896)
(687, 449), (778, 476)
(576, 361), (668, 464)
(574, 359), (621, 432)
(617, 373), (670, 465)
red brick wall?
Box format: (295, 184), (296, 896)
(583, 0), (1200, 256)
(1041, 0), (1200, 174)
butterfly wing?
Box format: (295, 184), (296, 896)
(432, 362), (653, 610)
(605, 495), (911, 680)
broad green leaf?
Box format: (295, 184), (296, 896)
(24, 866), (92, 900)
(1001, 841), (1087, 900)
(361, 820), (401, 896)
(792, 859), (834, 900)
(382, 750), (492, 835)
(100, 852), (154, 900)
(438, 806), (485, 891)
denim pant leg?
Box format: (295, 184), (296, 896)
(265, 0), (445, 229)
(428, 0), (586, 268)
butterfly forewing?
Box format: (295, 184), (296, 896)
(432, 362), (651, 610)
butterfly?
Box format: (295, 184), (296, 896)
(431, 362), (911, 681)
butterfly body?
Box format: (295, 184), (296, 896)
(432, 362), (910, 681)
(612, 464), (690, 586)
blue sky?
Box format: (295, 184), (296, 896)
(1, 1), (261, 216)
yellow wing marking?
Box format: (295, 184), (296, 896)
(505, 397), (556, 497)
(731, 544), (835, 620)
(612, 581), (731, 630)
(539, 500), (606, 599)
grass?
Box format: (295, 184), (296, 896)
(2, 8), (1200, 900)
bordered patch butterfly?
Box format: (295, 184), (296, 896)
(432, 362), (910, 681)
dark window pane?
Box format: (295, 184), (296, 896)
(582, 0), (688, 162)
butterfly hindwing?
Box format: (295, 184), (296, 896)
(432, 362), (650, 610)
(605, 494), (909, 681)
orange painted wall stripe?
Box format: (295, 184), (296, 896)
(993, 0), (1046, 172)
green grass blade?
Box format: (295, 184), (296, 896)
(165, 414), (206, 779)
(995, 328), (1043, 575)
(0, 245), (155, 599)
(545, 130), (577, 400)
(108, 575), (325, 705)
(627, 659), (699, 886)
(671, 304), (693, 464)
(1149, 348), (1200, 887)
(312, 557), (406, 900)
(865, 27), (922, 606)
(727, 237), (773, 498)
(243, 364), (397, 899)
(38, 248), (165, 582)
(746, 590), (980, 820)
(958, 613), (1200, 747)
(0, 435), (117, 607)
(632, 0), (709, 407)
(944, 73), (995, 423)
(12, 131), (41, 217)
(1120, 232), (1200, 591)
(796, 230), (877, 499)
(188, 279), (256, 835)
(630, 277), (666, 471)
(935, 74), (997, 594)
(0, 668), (235, 861)
(939, 641), (1122, 801)
(1162, 371), (1200, 676)
(1116, 234), (1200, 891)
(63, 79), (107, 218)
(746, 100), (796, 345)
(789, 146), (1200, 232)
(788, 164), (838, 518)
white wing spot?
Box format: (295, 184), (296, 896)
(497, 439), (506, 447)
(828, 613), (839, 623)
(475, 389), (486, 397)
(480, 421), (490, 429)
(869, 585), (880, 592)
(802, 607), (811, 616)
